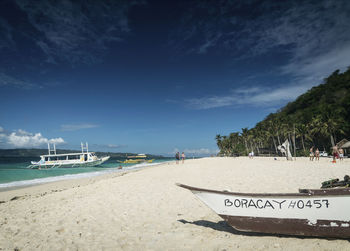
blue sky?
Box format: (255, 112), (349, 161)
(1, 0), (350, 156)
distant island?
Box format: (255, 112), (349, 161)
(216, 68), (350, 156)
(0, 148), (168, 160)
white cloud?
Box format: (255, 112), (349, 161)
(107, 144), (120, 148)
(171, 147), (218, 156)
(186, 95), (235, 109)
(0, 128), (65, 148)
(0, 126), (3, 132)
(181, 1), (350, 110)
(197, 34), (222, 54)
(0, 72), (39, 89)
(185, 83), (311, 109)
(281, 46), (350, 82)
(0, 18), (14, 50)
(10, 0), (143, 66)
(259, 2), (350, 89)
(0, 133), (6, 143)
(88, 143), (126, 150)
(184, 148), (219, 156)
(185, 44), (349, 110)
(60, 123), (99, 131)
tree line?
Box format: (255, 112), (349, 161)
(216, 68), (350, 156)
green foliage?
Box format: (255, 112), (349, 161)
(232, 143), (246, 155)
(216, 68), (350, 156)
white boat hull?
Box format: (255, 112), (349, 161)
(177, 183), (350, 238)
(192, 189), (348, 223)
(29, 156), (110, 169)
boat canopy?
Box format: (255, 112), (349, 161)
(41, 152), (96, 157)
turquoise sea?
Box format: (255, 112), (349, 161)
(0, 157), (171, 189)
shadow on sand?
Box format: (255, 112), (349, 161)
(177, 219), (348, 241)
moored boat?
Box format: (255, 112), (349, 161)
(118, 154), (154, 164)
(177, 183), (350, 238)
(28, 143), (110, 169)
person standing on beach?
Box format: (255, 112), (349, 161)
(339, 148), (344, 161)
(332, 145), (339, 163)
(175, 152), (180, 164)
(309, 147), (314, 161)
(315, 148), (320, 161)
(181, 152), (185, 163)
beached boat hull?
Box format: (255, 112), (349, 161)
(220, 216), (350, 238)
(177, 183), (350, 238)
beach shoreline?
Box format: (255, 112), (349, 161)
(1, 157), (350, 250)
(0, 161), (172, 201)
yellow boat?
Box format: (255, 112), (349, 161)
(117, 154), (154, 164)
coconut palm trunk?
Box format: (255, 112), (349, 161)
(272, 136), (278, 154)
(301, 135), (306, 153)
(331, 134), (335, 147)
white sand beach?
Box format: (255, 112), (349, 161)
(1, 157), (350, 250)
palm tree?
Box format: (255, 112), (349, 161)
(241, 128), (250, 155)
(311, 104), (346, 147)
(215, 134), (222, 154)
(221, 136), (230, 156)
(273, 117), (283, 145)
(318, 115), (345, 146)
(229, 132), (241, 155)
(265, 120), (278, 153)
(295, 123), (308, 154)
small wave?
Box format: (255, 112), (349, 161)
(0, 169), (118, 189)
(123, 161), (170, 170)
(0, 160), (170, 189)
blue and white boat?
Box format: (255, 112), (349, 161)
(28, 143), (110, 169)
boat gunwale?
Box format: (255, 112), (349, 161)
(40, 152), (97, 157)
(176, 183), (350, 197)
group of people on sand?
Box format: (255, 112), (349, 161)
(175, 152), (185, 164)
(309, 146), (344, 162)
(309, 147), (320, 161)
(332, 145), (344, 162)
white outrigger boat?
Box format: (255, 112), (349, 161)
(28, 143), (110, 169)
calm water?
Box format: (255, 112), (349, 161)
(0, 157), (171, 189)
